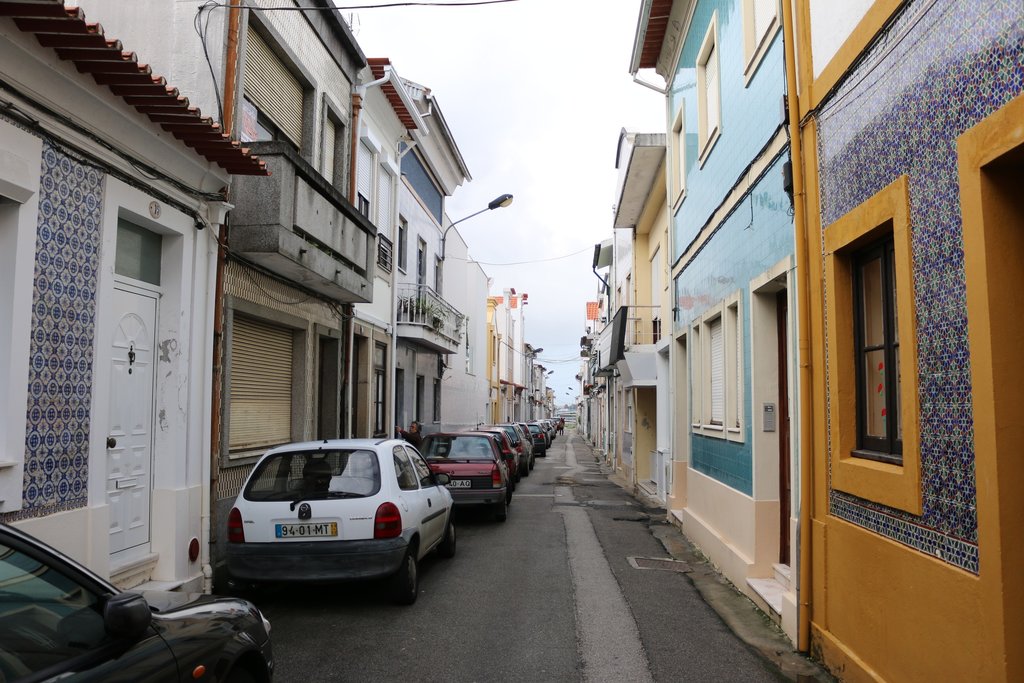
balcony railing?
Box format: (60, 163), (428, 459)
(396, 283), (463, 345)
(623, 305), (662, 347)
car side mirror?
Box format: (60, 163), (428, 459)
(434, 472), (451, 486)
(104, 592), (153, 640)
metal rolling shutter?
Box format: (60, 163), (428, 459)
(357, 142), (373, 209)
(377, 167), (393, 230)
(244, 30), (303, 147)
(229, 316), (293, 451)
(323, 117), (336, 184)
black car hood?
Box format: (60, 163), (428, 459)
(142, 589), (255, 617)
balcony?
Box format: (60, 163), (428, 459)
(228, 141), (376, 303)
(612, 305), (662, 387)
(396, 283), (463, 354)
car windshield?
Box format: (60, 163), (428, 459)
(422, 436), (495, 460)
(496, 426), (520, 444)
(244, 449), (382, 501)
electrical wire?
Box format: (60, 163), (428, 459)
(450, 246), (593, 266)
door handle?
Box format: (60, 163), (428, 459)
(106, 437), (117, 449)
(427, 498), (432, 507)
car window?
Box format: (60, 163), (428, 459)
(499, 426), (520, 445)
(245, 449), (381, 500)
(422, 436), (495, 460)
(406, 449), (435, 487)
(0, 540), (112, 677)
(393, 447), (420, 491)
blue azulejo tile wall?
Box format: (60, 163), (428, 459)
(8, 140), (104, 521)
(677, 153), (794, 494)
(815, 0), (1024, 574)
(668, 0), (787, 262)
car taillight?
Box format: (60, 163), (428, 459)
(227, 507), (245, 543)
(491, 466), (503, 488)
(374, 502), (402, 539)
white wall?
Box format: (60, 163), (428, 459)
(807, 0), (874, 79)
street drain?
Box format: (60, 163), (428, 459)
(627, 556), (692, 573)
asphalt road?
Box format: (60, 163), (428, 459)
(247, 433), (806, 682)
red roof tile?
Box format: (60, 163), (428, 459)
(367, 57), (420, 131)
(2, 0), (267, 175)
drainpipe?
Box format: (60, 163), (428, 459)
(781, 0), (814, 653)
(203, 0), (243, 595)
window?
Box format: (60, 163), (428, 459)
(322, 115), (336, 184)
(397, 217), (408, 271)
(692, 294), (744, 440)
(432, 378), (441, 422)
(743, 0), (779, 77)
(415, 374), (425, 422)
(373, 343), (386, 435)
(393, 447), (419, 490)
(357, 142), (373, 219)
(465, 316), (473, 373)
(377, 235), (393, 272)
(408, 449), (434, 487)
(377, 167), (393, 230)
(854, 239), (902, 462)
(696, 13), (721, 162)
(115, 218), (162, 286)
(417, 239), (427, 287)
(242, 30), (303, 148)
(824, 175), (921, 513)
(435, 256), (443, 293)
(671, 107), (686, 204)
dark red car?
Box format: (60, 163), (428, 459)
(420, 432), (511, 522)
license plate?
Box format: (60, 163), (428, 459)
(275, 522), (338, 538)
(446, 479), (472, 489)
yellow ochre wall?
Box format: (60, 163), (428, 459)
(794, 0), (1024, 680)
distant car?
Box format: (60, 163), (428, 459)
(477, 424), (523, 484)
(497, 422), (534, 474)
(0, 522), (273, 682)
(227, 438), (456, 605)
(420, 431), (512, 522)
(514, 421), (537, 471)
(527, 422), (549, 456)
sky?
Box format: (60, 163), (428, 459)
(345, 0), (666, 406)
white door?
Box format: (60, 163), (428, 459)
(107, 287), (157, 556)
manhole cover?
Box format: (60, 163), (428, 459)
(627, 557), (692, 573)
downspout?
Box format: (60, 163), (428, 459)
(781, 0), (814, 653)
(204, 0), (242, 595)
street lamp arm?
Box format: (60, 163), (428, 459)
(440, 193), (513, 261)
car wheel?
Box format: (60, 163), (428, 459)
(391, 548), (419, 605)
(529, 456), (535, 470)
(521, 461), (530, 477)
(495, 497), (508, 522)
(438, 520), (456, 559)
(225, 666), (257, 683)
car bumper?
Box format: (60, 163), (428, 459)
(449, 488), (507, 507)
(226, 535), (409, 583)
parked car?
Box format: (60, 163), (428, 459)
(0, 522), (273, 682)
(420, 431), (511, 522)
(542, 419), (557, 442)
(499, 422), (534, 474)
(516, 421), (537, 468)
(477, 425), (522, 484)
(227, 438), (456, 605)
(527, 422), (549, 456)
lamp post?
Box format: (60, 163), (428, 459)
(441, 193), (513, 261)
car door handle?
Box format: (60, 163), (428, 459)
(427, 498), (432, 507)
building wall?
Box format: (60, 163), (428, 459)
(799, 0), (1024, 679)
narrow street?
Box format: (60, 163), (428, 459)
(250, 434), (825, 682)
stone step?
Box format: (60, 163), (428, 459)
(773, 562), (792, 589)
(747, 577), (784, 617)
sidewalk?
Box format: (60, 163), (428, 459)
(572, 434), (834, 682)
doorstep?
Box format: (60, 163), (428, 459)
(746, 576), (785, 618)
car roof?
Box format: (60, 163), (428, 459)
(264, 438), (401, 455)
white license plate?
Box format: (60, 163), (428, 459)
(446, 479), (472, 489)
(275, 522), (338, 538)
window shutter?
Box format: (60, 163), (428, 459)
(357, 143), (373, 211)
(705, 44), (719, 132)
(710, 317), (724, 424)
(322, 117), (336, 184)
(377, 167), (393, 230)
(229, 317), (293, 451)
(244, 30), (303, 147)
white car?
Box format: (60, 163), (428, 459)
(226, 438), (455, 604)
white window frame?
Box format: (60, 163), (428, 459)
(743, 0), (780, 82)
(696, 12), (721, 164)
(671, 106), (686, 209)
(691, 292), (745, 442)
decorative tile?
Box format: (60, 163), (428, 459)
(816, 0), (1024, 573)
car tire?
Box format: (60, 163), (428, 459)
(225, 666), (257, 683)
(391, 548), (419, 605)
(495, 497), (508, 522)
(521, 461), (530, 477)
(438, 520), (456, 559)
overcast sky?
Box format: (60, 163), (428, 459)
(346, 0), (665, 405)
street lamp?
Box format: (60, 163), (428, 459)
(441, 193), (513, 260)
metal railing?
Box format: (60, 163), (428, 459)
(396, 283), (463, 343)
(624, 305), (662, 346)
